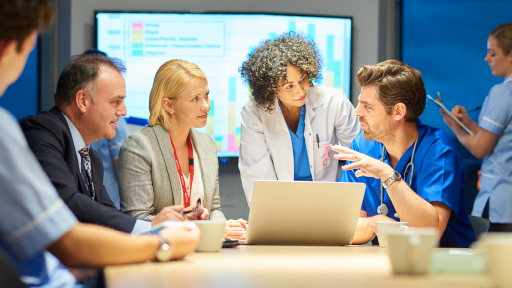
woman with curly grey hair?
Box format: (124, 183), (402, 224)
(238, 32), (360, 205)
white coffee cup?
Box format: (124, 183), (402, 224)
(483, 233), (512, 288)
(192, 220), (226, 252)
(375, 221), (409, 248)
(385, 228), (438, 274)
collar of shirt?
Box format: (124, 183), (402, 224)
(382, 120), (428, 180)
(61, 112), (88, 171)
(505, 74), (512, 84)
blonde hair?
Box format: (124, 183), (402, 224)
(490, 23), (512, 56)
(148, 59), (207, 129)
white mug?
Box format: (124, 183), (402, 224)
(483, 233), (512, 288)
(385, 228), (438, 274)
(375, 221), (409, 248)
(192, 220), (226, 252)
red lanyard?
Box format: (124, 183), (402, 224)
(168, 131), (194, 208)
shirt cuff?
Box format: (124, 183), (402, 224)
(131, 219), (152, 235)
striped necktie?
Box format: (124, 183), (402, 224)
(78, 147), (96, 200)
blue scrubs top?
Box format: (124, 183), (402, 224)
(472, 75), (512, 223)
(339, 121), (475, 248)
(279, 102), (313, 181)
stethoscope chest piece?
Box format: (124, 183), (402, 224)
(377, 203), (388, 216)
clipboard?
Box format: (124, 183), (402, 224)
(427, 93), (475, 136)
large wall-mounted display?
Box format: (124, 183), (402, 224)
(97, 12), (352, 157)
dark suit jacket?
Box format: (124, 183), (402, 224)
(19, 106), (136, 232)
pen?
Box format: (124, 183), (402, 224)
(465, 106), (482, 113)
(316, 134), (320, 148)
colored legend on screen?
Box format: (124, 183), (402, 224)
(131, 22), (143, 56)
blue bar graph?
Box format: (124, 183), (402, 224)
(308, 24), (315, 40)
(333, 61), (341, 88)
(326, 35), (334, 71)
(288, 21), (296, 32)
(326, 35), (341, 88)
(229, 77), (236, 102)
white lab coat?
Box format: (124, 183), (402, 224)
(239, 85), (360, 206)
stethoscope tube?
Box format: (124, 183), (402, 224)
(377, 133), (419, 218)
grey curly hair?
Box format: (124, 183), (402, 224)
(239, 31), (323, 112)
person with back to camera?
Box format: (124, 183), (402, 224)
(441, 23), (512, 232)
(238, 32), (361, 206)
(0, 1), (199, 287)
(118, 59), (247, 240)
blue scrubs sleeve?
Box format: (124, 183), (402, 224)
(479, 84), (512, 136)
(338, 136), (366, 211)
(0, 108), (77, 260)
(416, 142), (462, 222)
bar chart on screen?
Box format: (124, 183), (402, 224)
(97, 13), (352, 157)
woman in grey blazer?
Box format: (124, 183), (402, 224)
(118, 59), (247, 240)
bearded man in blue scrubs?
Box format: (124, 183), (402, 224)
(334, 60), (475, 248)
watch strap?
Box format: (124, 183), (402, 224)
(382, 171), (401, 189)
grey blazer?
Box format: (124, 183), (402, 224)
(118, 124), (226, 221)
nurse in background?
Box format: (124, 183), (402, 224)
(238, 32), (360, 205)
(441, 23), (512, 232)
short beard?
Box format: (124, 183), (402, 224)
(362, 119), (396, 144)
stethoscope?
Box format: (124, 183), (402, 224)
(377, 134), (419, 218)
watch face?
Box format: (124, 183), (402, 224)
(157, 243), (172, 262)
(383, 171), (401, 188)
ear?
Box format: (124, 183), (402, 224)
(75, 90), (90, 114)
(393, 103), (408, 121)
(0, 40), (17, 60)
(162, 98), (174, 115)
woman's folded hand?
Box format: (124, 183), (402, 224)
(223, 219), (248, 240)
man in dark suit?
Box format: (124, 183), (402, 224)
(20, 54), (186, 233)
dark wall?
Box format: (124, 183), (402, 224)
(0, 44), (38, 119)
(402, 0), (512, 213)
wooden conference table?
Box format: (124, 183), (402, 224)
(105, 245), (490, 288)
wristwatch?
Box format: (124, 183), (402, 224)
(155, 233), (173, 262)
(382, 171), (402, 189)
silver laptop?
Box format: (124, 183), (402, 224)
(245, 180), (366, 246)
